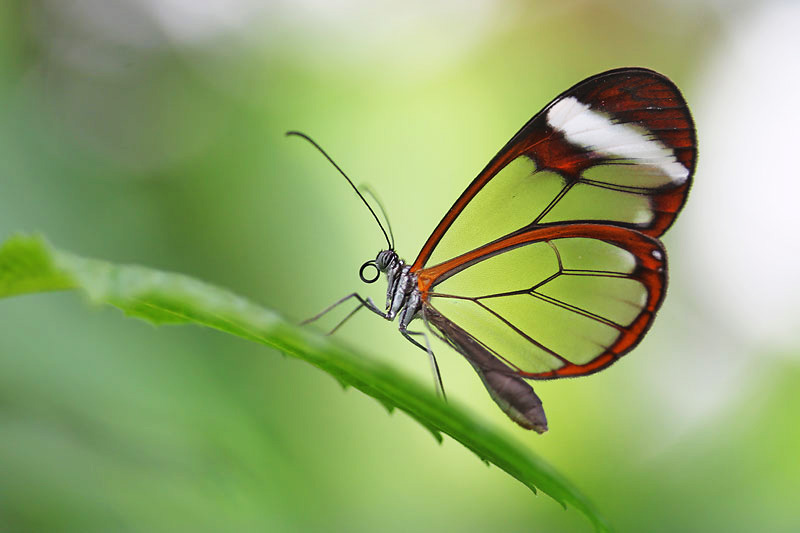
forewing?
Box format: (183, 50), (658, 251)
(412, 68), (695, 271)
(418, 224), (666, 378)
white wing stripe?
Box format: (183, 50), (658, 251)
(546, 96), (689, 184)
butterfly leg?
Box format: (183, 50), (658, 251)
(399, 326), (447, 401)
(302, 293), (391, 335)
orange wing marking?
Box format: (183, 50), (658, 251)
(418, 223), (666, 378)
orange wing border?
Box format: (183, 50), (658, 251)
(418, 223), (667, 379)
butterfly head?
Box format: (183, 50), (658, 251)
(375, 249), (398, 271)
(359, 249), (398, 284)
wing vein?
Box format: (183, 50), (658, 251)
(529, 290), (623, 329)
(474, 300), (571, 365)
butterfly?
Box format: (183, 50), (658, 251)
(293, 67), (696, 433)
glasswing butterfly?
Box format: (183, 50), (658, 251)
(294, 67), (696, 433)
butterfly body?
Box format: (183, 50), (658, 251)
(372, 250), (421, 329)
(298, 67), (696, 433)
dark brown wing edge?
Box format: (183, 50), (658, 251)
(424, 304), (549, 433)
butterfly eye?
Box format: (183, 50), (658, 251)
(359, 260), (380, 283)
(375, 250), (397, 271)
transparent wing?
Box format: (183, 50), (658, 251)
(412, 68), (695, 271)
(419, 224), (666, 378)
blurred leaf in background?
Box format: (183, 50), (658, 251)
(1, 0), (798, 532)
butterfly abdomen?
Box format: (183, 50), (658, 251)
(423, 304), (548, 432)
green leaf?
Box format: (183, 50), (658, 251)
(0, 233), (611, 532)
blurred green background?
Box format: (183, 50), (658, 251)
(2, 0), (799, 531)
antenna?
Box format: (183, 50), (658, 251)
(286, 131), (393, 250)
(360, 184), (395, 250)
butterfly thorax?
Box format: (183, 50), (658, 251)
(373, 249), (421, 329)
